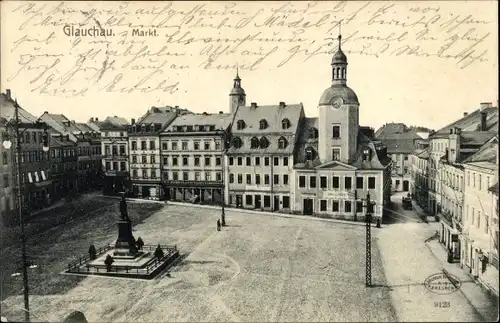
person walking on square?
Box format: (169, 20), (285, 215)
(217, 219), (221, 231)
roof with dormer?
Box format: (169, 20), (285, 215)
(163, 112), (232, 132)
(227, 103), (304, 155)
(0, 92), (39, 123)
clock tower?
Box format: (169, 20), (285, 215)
(317, 31), (360, 164)
(229, 69), (246, 114)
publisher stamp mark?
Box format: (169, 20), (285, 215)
(424, 272), (462, 295)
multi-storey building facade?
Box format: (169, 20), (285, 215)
(226, 101), (303, 212)
(427, 103), (498, 260)
(0, 116), (14, 225)
(40, 113), (102, 193)
(161, 112), (231, 203)
(461, 136), (498, 294)
(101, 121), (129, 195)
(48, 134), (78, 199)
(291, 34), (391, 220)
(129, 107), (189, 199)
(409, 140), (430, 209)
(224, 33), (391, 221)
(375, 126), (423, 192)
(1, 90), (53, 217)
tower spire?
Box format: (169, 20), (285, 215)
(338, 20), (342, 50)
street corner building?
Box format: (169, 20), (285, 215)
(160, 111), (232, 205)
(128, 106), (192, 200)
(1, 90), (53, 224)
(224, 33), (391, 221)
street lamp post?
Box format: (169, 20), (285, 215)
(364, 192), (374, 287)
(220, 130), (226, 226)
(2, 101), (49, 323)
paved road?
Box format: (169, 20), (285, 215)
(383, 192), (429, 224)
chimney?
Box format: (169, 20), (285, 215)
(90, 117), (94, 122)
(479, 103), (489, 131)
(219, 111), (223, 114)
(463, 112), (468, 117)
(131, 118), (135, 125)
(6, 89), (11, 99)
(480, 102), (492, 111)
(251, 102), (257, 108)
(175, 105), (179, 109)
(279, 101), (286, 108)
(95, 118), (99, 121)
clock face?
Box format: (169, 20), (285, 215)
(331, 97), (343, 109)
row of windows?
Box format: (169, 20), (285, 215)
(465, 204), (490, 234)
(235, 119), (291, 131)
(104, 145), (127, 156)
(229, 173), (289, 186)
(105, 161), (127, 172)
(466, 170), (492, 192)
(131, 140), (222, 151)
(229, 156), (289, 167)
(131, 169), (158, 179)
(78, 146), (101, 156)
(164, 171), (222, 181)
(318, 200), (366, 213)
(18, 131), (44, 144)
(163, 155), (221, 167)
(238, 194), (291, 208)
(169, 124), (217, 132)
(298, 175), (377, 190)
(102, 131), (126, 137)
(19, 151), (50, 164)
(51, 148), (77, 159)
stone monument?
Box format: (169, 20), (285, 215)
(113, 192), (139, 257)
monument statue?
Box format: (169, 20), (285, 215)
(114, 192), (138, 257)
(119, 194), (130, 221)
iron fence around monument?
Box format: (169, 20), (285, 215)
(66, 244), (179, 276)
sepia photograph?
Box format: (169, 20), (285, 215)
(0, 0), (498, 322)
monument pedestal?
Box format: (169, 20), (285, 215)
(113, 220), (138, 258)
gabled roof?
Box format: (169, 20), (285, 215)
(432, 106), (498, 136)
(463, 135), (498, 164)
(227, 103), (304, 155)
(163, 112), (232, 132)
(136, 107), (190, 125)
(294, 117), (319, 166)
(99, 120), (128, 131)
(350, 133), (391, 170)
(105, 116), (128, 126)
(39, 113), (79, 142)
(375, 123), (408, 138)
(377, 132), (420, 154)
(0, 93), (39, 123)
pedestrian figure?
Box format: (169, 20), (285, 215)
(217, 219), (221, 231)
(376, 218), (381, 228)
(104, 255), (114, 272)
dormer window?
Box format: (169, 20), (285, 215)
(187, 125), (193, 132)
(282, 118), (291, 129)
(362, 147), (371, 161)
(194, 125), (199, 131)
(305, 146), (316, 161)
(259, 137), (269, 149)
(232, 137), (243, 149)
(141, 124), (146, 132)
(259, 119), (268, 130)
(151, 123), (156, 132)
(278, 137), (288, 149)
(309, 128), (318, 139)
(132, 125), (137, 133)
(236, 120), (246, 130)
(250, 137), (259, 149)
(209, 125), (216, 131)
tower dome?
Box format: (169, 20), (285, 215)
(230, 69), (246, 96)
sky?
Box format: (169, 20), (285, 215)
(1, 0), (498, 131)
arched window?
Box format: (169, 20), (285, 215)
(308, 127), (318, 139)
(236, 120), (246, 130)
(281, 118), (291, 129)
(305, 147), (316, 161)
(232, 137), (243, 149)
(259, 119), (268, 130)
(336, 67), (340, 79)
(259, 137), (269, 149)
(278, 137), (288, 149)
(250, 137), (259, 149)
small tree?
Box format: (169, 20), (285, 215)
(154, 244), (164, 260)
(104, 255), (114, 272)
(88, 245), (97, 260)
(136, 237), (144, 250)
